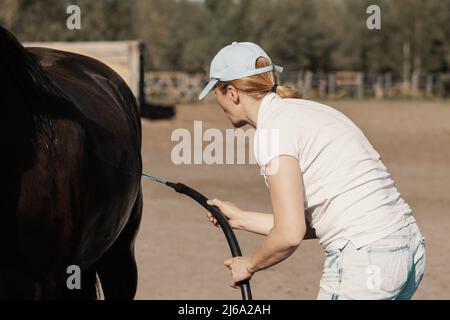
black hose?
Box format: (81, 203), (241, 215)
(166, 182), (253, 300)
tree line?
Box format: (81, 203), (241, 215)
(1, 0), (449, 79)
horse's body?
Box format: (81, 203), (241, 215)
(0, 26), (143, 299)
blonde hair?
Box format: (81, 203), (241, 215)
(216, 57), (301, 99)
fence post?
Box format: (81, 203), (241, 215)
(402, 42), (411, 96)
(138, 42), (146, 109)
(318, 73), (326, 97)
(411, 70), (420, 97)
(426, 74), (433, 98)
(297, 71), (304, 97)
(384, 73), (392, 97)
(374, 75), (383, 99)
(328, 73), (335, 98)
(357, 73), (364, 99)
(304, 71), (313, 99)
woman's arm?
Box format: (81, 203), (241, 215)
(208, 207), (316, 239)
(239, 211), (317, 239)
(210, 155), (310, 288)
(246, 155), (306, 273)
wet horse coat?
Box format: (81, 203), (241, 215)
(0, 26), (143, 299)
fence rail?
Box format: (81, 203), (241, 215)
(145, 71), (450, 104)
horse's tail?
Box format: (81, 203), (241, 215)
(0, 25), (82, 142)
(0, 24), (71, 106)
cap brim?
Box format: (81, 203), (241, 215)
(199, 79), (218, 101)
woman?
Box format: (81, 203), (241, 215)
(199, 42), (425, 300)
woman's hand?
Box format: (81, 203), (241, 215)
(224, 256), (254, 289)
(206, 199), (245, 229)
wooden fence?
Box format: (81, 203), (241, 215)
(145, 71), (450, 104)
(19, 40), (450, 104)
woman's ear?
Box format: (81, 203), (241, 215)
(227, 85), (240, 105)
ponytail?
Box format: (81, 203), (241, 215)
(274, 84), (301, 99)
(217, 57), (301, 99)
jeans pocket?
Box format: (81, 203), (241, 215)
(414, 237), (426, 285)
(367, 243), (410, 294)
(319, 250), (343, 299)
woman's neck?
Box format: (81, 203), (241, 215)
(242, 94), (267, 128)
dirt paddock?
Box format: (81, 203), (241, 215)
(135, 99), (450, 300)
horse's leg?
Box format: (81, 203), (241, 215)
(95, 188), (143, 300)
(61, 266), (98, 300)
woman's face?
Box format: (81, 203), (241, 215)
(214, 86), (247, 128)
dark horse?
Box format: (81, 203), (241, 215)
(0, 26), (143, 299)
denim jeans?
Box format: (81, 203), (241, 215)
(317, 215), (426, 300)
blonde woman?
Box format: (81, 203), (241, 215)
(200, 42), (425, 300)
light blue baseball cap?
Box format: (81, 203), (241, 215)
(199, 42), (283, 101)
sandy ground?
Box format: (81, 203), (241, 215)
(135, 99), (450, 300)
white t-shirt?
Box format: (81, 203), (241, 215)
(254, 93), (413, 250)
